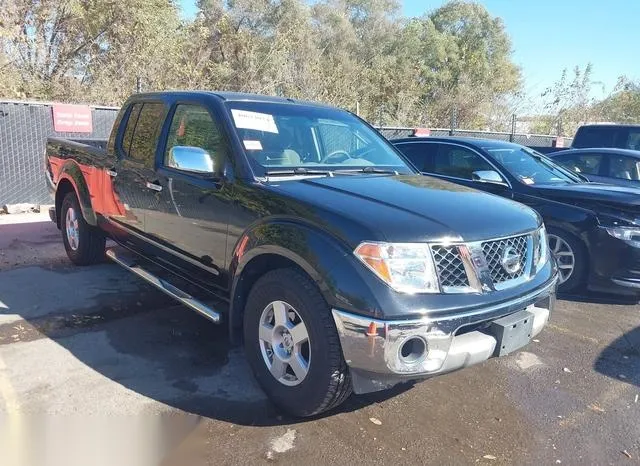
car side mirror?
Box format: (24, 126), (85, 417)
(472, 170), (507, 186)
(167, 146), (216, 174)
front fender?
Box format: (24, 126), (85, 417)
(228, 221), (383, 336)
(57, 160), (98, 226)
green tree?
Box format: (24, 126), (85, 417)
(0, 0), (185, 103)
(540, 64), (604, 136)
(420, 0), (521, 128)
(598, 77), (640, 123)
(0, 0), (524, 130)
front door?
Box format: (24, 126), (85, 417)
(144, 103), (233, 291)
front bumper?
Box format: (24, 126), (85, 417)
(587, 228), (640, 296)
(332, 274), (558, 394)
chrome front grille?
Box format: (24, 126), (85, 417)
(482, 235), (528, 284)
(431, 245), (470, 288)
(431, 232), (534, 293)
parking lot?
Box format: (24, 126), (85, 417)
(0, 213), (639, 465)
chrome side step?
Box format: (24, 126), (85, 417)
(105, 247), (222, 324)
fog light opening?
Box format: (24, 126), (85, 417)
(399, 337), (427, 364)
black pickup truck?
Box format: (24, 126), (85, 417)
(45, 91), (557, 416)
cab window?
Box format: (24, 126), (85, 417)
(164, 104), (229, 174)
(120, 103), (143, 157)
(128, 103), (165, 167)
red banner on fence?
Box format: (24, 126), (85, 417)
(52, 104), (93, 133)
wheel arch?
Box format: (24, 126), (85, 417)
(55, 161), (98, 227)
(227, 221), (363, 343)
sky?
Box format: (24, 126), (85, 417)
(180, 0), (640, 102)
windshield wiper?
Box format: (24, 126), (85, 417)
(334, 167), (400, 175)
(264, 168), (335, 178)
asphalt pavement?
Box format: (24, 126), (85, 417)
(0, 212), (639, 465)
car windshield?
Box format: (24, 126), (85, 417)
(225, 101), (414, 177)
(486, 146), (581, 185)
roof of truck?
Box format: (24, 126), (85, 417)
(135, 90), (335, 108)
(577, 123), (640, 128)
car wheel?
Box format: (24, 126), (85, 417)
(61, 191), (106, 265)
(547, 227), (587, 293)
(243, 268), (352, 417)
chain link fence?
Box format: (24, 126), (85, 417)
(0, 101), (118, 205)
(0, 100), (573, 205)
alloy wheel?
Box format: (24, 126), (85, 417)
(258, 300), (311, 386)
(65, 207), (80, 251)
(548, 234), (575, 284)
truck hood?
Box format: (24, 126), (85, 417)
(530, 183), (640, 208)
(265, 175), (540, 244)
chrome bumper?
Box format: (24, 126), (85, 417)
(332, 275), (557, 392)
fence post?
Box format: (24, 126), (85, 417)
(449, 107), (457, 136)
(510, 114), (516, 142)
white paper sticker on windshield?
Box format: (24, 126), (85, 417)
(243, 140), (263, 151)
(231, 109), (278, 134)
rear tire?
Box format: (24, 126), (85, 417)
(61, 191), (106, 266)
(243, 268), (352, 417)
(548, 227), (587, 293)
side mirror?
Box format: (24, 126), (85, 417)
(472, 170), (507, 186)
(167, 146), (215, 174)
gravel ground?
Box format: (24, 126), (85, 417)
(0, 214), (639, 465)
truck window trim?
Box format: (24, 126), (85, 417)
(158, 100), (232, 179)
(126, 102), (167, 167)
(117, 103), (143, 159)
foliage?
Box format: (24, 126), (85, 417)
(537, 64), (606, 136)
(597, 77), (640, 124)
(1, 0), (520, 127)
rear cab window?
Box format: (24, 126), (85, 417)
(118, 102), (165, 167)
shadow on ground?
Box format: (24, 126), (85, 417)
(0, 266), (412, 426)
(558, 286), (640, 306)
(594, 325), (640, 388)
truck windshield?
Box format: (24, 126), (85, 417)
(225, 101), (414, 177)
(487, 147), (582, 185)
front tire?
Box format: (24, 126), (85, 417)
(243, 268), (352, 417)
(61, 191), (106, 265)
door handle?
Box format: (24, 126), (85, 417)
(146, 181), (163, 192)
(106, 169), (117, 177)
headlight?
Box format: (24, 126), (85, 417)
(354, 242), (439, 293)
(533, 225), (549, 271)
(604, 226), (640, 247)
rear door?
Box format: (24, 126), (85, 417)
(144, 102), (232, 290)
(111, 102), (166, 234)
